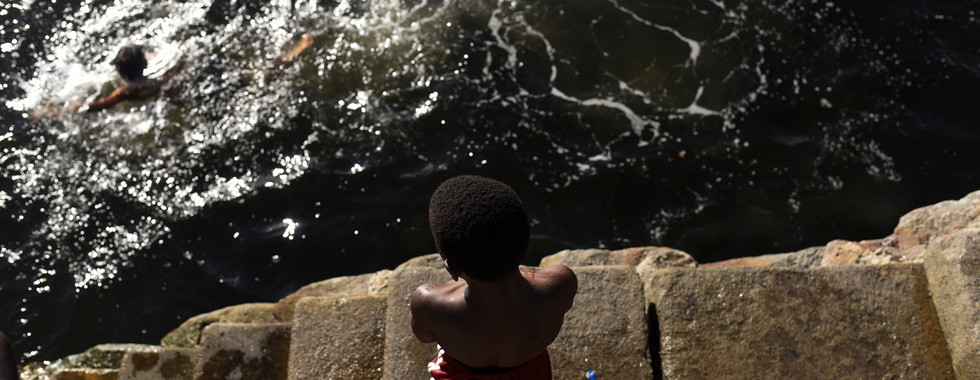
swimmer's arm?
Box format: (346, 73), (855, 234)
(86, 82), (162, 113)
(84, 86), (129, 113)
(242, 33), (314, 85)
(410, 285), (439, 343)
(272, 33), (314, 70)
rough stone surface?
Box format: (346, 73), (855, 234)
(704, 239), (907, 269)
(894, 190), (980, 248)
(381, 266), (446, 380)
(394, 253), (443, 271)
(272, 270), (392, 322)
(635, 251), (701, 308)
(551, 266), (652, 379)
(194, 323), (291, 380)
(923, 229), (980, 379)
(63, 344), (158, 370)
(289, 295), (387, 380)
(819, 239), (865, 265)
(52, 369), (118, 380)
(541, 247), (695, 268)
(649, 264), (953, 379)
(161, 303), (278, 348)
(701, 251), (801, 268)
(118, 346), (197, 380)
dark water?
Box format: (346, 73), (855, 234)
(1, 0), (979, 363)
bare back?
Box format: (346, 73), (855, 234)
(411, 264), (577, 369)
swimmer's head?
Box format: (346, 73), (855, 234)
(111, 45), (148, 82)
(429, 175), (529, 282)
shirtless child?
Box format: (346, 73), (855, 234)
(411, 175), (578, 379)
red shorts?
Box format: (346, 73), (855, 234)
(427, 348), (552, 380)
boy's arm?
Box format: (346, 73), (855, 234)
(547, 264), (578, 312)
(410, 286), (438, 343)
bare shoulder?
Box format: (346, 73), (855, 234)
(411, 281), (451, 343)
(522, 265), (578, 307)
(411, 280), (465, 312)
(410, 281), (443, 311)
(524, 264), (577, 287)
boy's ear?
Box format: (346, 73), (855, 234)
(444, 258), (459, 281)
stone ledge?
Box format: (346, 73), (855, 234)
(551, 265), (652, 379)
(923, 228), (980, 379)
(118, 346), (197, 380)
(195, 323), (291, 380)
(648, 263), (953, 379)
(289, 295), (387, 380)
(161, 303), (279, 349)
(20, 189), (980, 380)
(381, 266), (445, 380)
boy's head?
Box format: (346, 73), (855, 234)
(111, 45), (148, 82)
(428, 175), (529, 282)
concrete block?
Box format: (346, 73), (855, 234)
(52, 369), (118, 380)
(894, 190), (980, 248)
(118, 346), (197, 380)
(924, 229), (980, 379)
(541, 247), (695, 268)
(161, 303), (279, 348)
(551, 266), (652, 379)
(288, 295), (386, 380)
(381, 266), (446, 380)
(649, 264), (953, 379)
(194, 323), (290, 380)
(273, 270), (392, 323)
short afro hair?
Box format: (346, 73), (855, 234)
(111, 45), (147, 82)
(428, 175), (529, 282)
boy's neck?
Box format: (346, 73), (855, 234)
(460, 269), (527, 296)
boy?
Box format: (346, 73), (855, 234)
(411, 175), (578, 379)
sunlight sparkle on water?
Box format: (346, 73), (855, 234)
(282, 218), (299, 240)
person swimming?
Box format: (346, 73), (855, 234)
(81, 44), (170, 113)
(31, 33), (313, 117)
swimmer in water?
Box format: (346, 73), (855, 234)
(32, 33), (313, 117)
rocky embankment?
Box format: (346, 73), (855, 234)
(22, 190), (980, 379)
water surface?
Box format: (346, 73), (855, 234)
(1, 0), (979, 362)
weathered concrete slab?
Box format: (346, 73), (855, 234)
(551, 266), (652, 379)
(705, 239), (904, 269)
(393, 253), (443, 271)
(52, 369), (118, 380)
(924, 229), (980, 379)
(895, 190), (980, 248)
(288, 295), (387, 380)
(541, 247), (695, 268)
(194, 323), (291, 380)
(161, 303), (279, 348)
(272, 270), (392, 322)
(61, 344), (158, 370)
(381, 266), (446, 380)
(649, 264), (953, 379)
(118, 346), (197, 380)
(46, 344), (158, 380)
